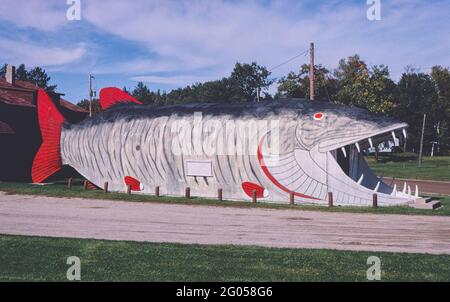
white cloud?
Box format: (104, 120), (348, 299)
(1, 0), (449, 89)
(0, 0), (67, 31)
(82, 0), (450, 84)
(93, 56), (217, 75)
(0, 39), (86, 67)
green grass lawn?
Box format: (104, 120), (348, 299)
(367, 154), (450, 181)
(0, 235), (449, 282)
(0, 181), (449, 216)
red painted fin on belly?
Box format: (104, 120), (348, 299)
(242, 182), (268, 198)
(32, 89), (65, 183)
(124, 176), (144, 191)
(99, 87), (143, 110)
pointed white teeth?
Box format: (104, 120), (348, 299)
(357, 174), (364, 185)
(392, 131), (397, 141)
(415, 185), (419, 198)
(368, 138), (374, 149)
(355, 142), (361, 153)
(402, 182), (407, 194)
(374, 181), (380, 192)
(391, 184), (397, 196)
(407, 185), (412, 198)
(341, 147), (347, 158)
(402, 129), (407, 139)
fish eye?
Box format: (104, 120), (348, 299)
(313, 112), (325, 121)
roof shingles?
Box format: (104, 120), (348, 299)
(0, 78), (87, 113)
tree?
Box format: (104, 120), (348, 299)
(229, 62), (274, 102)
(430, 66), (450, 154)
(365, 65), (396, 113)
(0, 63), (57, 92)
(276, 64), (337, 101)
(0, 64), (6, 77)
(27, 67), (57, 92)
(333, 55), (395, 113)
(394, 71), (438, 154)
(132, 82), (153, 104)
(76, 99), (101, 115)
(160, 62), (273, 104)
(15, 64), (28, 81)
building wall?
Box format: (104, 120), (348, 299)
(0, 103), (40, 181)
(0, 98), (87, 182)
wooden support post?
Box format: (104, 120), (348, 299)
(252, 190), (257, 203)
(67, 178), (72, 189)
(372, 193), (378, 208)
(155, 186), (160, 197)
(218, 188), (223, 201)
(328, 192), (333, 208)
(83, 180), (88, 191)
(127, 185), (132, 195)
(185, 187), (191, 199)
(418, 114), (426, 167)
(103, 182), (108, 193)
(289, 193), (294, 205)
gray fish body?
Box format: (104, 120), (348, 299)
(61, 100), (413, 206)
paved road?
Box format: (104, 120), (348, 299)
(0, 192), (449, 255)
(383, 178), (450, 195)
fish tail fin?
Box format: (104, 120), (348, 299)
(32, 89), (65, 183)
(99, 87), (143, 110)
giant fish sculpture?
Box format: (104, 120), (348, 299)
(32, 88), (418, 206)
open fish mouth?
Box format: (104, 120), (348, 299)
(324, 123), (417, 201)
(259, 122), (416, 206)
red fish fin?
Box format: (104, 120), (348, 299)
(242, 182), (268, 198)
(99, 87), (143, 110)
(124, 176), (144, 191)
(32, 89), (65, 183)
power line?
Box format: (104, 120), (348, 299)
(269, 49), (309, 72)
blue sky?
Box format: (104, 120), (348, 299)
(0, 0), (449, 103)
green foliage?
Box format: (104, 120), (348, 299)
(0, 64), (6, 77)
(127, 62), (273, 105)
(333, 55), (395, 113)
(276, 64), (337, 100)
(430, 66), (450, 153)
(367, 153), (450, 181)
(27, 67), (57, 92)
(394, 71), (439, 153)
(229, 62), (274, 101)
(76, 99), (102, 115)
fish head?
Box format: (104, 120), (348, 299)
(270, 101), (413, 206)
(294, 102), (408, 153)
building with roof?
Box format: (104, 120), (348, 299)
(0, 64), (87, 181)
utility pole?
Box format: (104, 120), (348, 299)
(88, 74), (94, 117)
(309, 42), (315, 101)
(418, 113), (426, 167)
